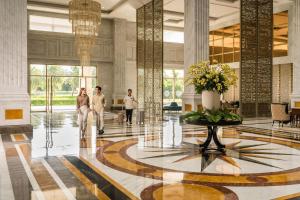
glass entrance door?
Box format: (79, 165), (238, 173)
(30, 64), (97, 112)
(30, 64), (47, 112)
(49, 76), (80, 111)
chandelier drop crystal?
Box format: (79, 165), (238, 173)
(69, 0), (101, 66)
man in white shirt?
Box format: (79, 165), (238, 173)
(123, 89), (136, 125)
(92, 86), (106, 135)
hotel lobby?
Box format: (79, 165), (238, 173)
(1, 0), (300, 199)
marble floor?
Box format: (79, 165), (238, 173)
(1, 111), (300, 200)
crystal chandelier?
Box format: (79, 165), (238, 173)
(69, 0), (101, 66)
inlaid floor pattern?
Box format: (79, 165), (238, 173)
(1, 112), (300, 200)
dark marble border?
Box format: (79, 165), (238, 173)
(65, 156), (132, 200)
(237, 126), (300, 141)
(0, 124), (33, 134)
(46, 157), (98, 200)
(2, 139), (33, 200)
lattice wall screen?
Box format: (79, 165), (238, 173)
(240, 0), (273, 117)
(137, 0), (163, 121)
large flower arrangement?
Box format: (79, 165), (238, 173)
(186, 61), (238, 94)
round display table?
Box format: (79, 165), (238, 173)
(187, 120), (241, 152)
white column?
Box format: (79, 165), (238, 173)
(113, 18), (127, 104)
(289, 0), (300, 108)
(0, 0), (30, 126)
(182, 0), (209, 111)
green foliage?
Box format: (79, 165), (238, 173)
(163, 69), (184, 101)
(31, 96), (76, 106)
(181, 109), (242, 124)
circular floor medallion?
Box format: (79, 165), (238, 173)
(97, 133), (300, 186)
(140, 183), (238, 200)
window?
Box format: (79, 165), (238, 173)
(164, 30), (184, 43)
(30, 64), (97, 111)
(273, 11), (288, 57)
(209, 25), (240, 64)
(209, 11), (288, 63)
(163, 69), (184, 105)
(29, 15), (72, 33)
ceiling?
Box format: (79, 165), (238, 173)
(27, 0), (293, 29)
(29, 0), (131, 10)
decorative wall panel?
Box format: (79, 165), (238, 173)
(272, 64), (293, 103)
(28, 33), (113, 62)
(60, 41), (73, 57)
(28, 39), (47, 56)
(144, 2), (154, 118)
(47, 40), (59, 57)
(153, 0), (163, 118)
(137, 0), (163, 120)
(240, 0), (273, 117)
(137, 6), (145, 110)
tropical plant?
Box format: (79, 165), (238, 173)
(185, 61), (237, 94)
(180, 109), (242, 124)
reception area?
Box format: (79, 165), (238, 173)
(1, 0), (300, 199)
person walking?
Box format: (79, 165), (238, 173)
(92, 86), (106, 135)
(77, 88), (90, 136)
(123, 89), (136, 125)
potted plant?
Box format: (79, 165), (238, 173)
(185, 61), (237, 110)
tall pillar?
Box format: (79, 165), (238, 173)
(290, 0), (300, 108)
(0, 0), (30, 126)
(113, 19), (127, 104)
(136, 0), (163, 120)
(182, 0), (209, 112)
(240, 0), (273, 117)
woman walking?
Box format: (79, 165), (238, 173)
(77, 88), (90, 136)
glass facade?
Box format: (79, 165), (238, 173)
(30, 64), (97, 111)
(209, 11), (288, 63)
(163, 69), (184, 105)
(273, 11), (289, 57)
(209, 24), (240, 63)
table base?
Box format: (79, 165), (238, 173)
(199, 125), (225, 152)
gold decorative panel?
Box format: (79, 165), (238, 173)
(295, 102), (300, 108)
(137, 0), (163, 121)
(197, 105), (203, 112)
(117, 99), (123, 104)
(153, 0), (163, 119)
(185, 104), (192, 112)
(144, 1), (154, 118)
(5, 109), (23, 120)
(137, 6), (145, 111)
(240, 0), (273, 117)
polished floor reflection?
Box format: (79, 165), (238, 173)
(1, 111), (300, 200)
